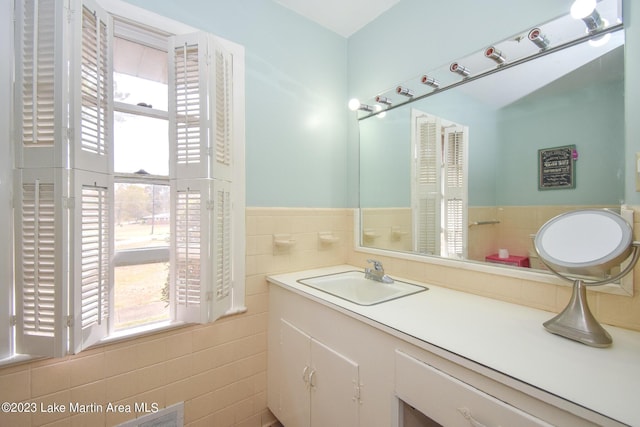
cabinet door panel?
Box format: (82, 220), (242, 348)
(280, 319), (311, 427)
(311, 339), (359, 427)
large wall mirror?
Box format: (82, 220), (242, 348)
(357, 0), (631, 293)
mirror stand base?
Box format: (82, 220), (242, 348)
(543, 280), (612, 348)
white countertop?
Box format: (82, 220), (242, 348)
(267, 265), (640, 427)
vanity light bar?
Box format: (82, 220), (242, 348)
(420, 75), (440, 89)
(484, 46), (506, 65)
(375, 95), (393, 106)
(396, 86), (414, 97)
(528, 28), (550, 50)
(449, 62), (470, 77)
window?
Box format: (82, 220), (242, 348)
(6, 0), (245, 360)
(113, 28), (171, 331)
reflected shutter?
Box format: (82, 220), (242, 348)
(413, 115), (441, 255)
(443, 126), (468, 259)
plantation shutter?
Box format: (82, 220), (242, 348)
(13, 0), (70, 358)
(69, 0), (113, 353)
(169, 33), (233, 323)
(443, 126), (468, 259)
(413, 115), (442, 255)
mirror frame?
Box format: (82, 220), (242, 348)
(353, 0), (632, 296)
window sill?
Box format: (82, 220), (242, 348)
(0, 306), (248, 369)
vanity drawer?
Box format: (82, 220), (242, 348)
(395, 350), (552, 427)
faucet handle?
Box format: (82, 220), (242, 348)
(366, 259), (384, 271)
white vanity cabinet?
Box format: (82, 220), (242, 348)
(268, 267), (635, 427)
(270, 318), (360, 427)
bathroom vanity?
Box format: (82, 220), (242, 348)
(267, 265), (640, 427)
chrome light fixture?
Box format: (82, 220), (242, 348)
(396, 86), (414, 97)
(484, 46), (506, 65)
(528, 28), (550, 50)
(375, 95), (393, 106)
(420, 75), (440, 89)
(449, 62), (470, 77)
(571, 0), (603, 32)
(347, 98), (374, 112)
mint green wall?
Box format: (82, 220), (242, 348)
(497, 76), (624, 206)
(124, 0), (349, 207)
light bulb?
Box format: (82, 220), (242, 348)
(570, 0), (596, 19)
(348, 98), (361, 111)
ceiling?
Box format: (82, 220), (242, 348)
(273, 0), (400, 37)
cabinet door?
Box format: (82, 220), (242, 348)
(311, 339), (360, 427)
(280, 320), (311, 427)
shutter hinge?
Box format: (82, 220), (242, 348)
(353, 381), (362, 402)
(64, 197), (75, 210)
(206, 200), (214, 211)
(65, 0), (74, 24)
(206, 291), (213, 302)
(66, 316), (73, 327)
(9, 316), (17, 326)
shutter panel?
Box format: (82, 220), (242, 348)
(413, 115), (441, 255)
(443, 126), (468, 259)
(14, 169), (67, 358)
(171, 180), (212, 323)
(14, 0), (70, 358)
(169, 33), (210, 180)
(70, 171), (111, 353)
(71, 0), (112, 174)
(210, 179), (233, 321)
(15, 0), (67, 170)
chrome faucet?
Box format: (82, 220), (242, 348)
(364, 259), (394, 283)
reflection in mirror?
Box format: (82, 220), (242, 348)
(359, 27), (625, 281)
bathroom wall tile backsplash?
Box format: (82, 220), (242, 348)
(1, 206), (639, 427)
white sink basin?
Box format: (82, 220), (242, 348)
(297, 270), (427, 305)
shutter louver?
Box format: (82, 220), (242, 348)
(170, 33), (210, 180)
(20, 181), (56, 336)
(175, 188), (202, 307)
(79, 6), (108, 157)
(213, 46), (233, 181)
(211, 179), (232, 321)
(172, 181), (212, 323)
(21, 0), (56, 149)
(80, 185), (109, 328)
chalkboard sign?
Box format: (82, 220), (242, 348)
(538, 145), (576, 190)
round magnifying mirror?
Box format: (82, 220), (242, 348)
(534, 209), (638, 348)
(534, 209), (633, 278)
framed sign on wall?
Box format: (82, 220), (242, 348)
(538, 145), (576, 190)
